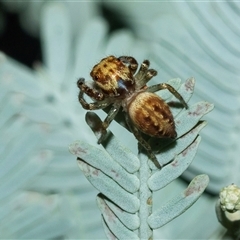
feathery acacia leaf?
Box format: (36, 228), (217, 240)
(148, 174), (209, 229)
(70, 78), (213, 239)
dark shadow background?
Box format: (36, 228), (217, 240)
(0, 3), (42, 67)
(0, 2), (129, 68)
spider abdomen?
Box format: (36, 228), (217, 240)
(128, 92), (177, 138)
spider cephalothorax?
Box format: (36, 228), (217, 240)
(77, 55), (188, 167)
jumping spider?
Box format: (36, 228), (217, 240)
(77, 55), (188, 168)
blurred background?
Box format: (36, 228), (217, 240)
(0, 1), (239, 239)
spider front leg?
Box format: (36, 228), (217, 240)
(77, 79), (121, 144)
(78, 92), (111, 110)
(125, 114), (161, 169)
(77, 78), (105, 100)
(77, 78), (109, 110)
(147, 83), (188, 109)
(118, 56), (138, 76)
(134, 60), (157, 89)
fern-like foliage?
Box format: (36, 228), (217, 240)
(69, 78), (213, 239)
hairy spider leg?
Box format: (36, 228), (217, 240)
(134, 60), (157, 89)
(134, 60), (150, 82)
(97, 103), (121, 144)
(77, 78), (105, 100)
(147, 83), (188, 109)
(125, 114), (162, 169)
(118, 56), (138, 76)
(77, 79), (111, 110)
(78, 91), (111, 110)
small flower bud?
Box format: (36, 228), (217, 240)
(220, 184), (240, 213)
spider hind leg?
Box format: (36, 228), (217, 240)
(125, 114), (161, 169)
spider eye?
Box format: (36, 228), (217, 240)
(93, 75), (99, 81)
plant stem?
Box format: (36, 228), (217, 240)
(138, 153), (153, 240)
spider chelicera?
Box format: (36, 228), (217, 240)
(77, 55), (188, 167)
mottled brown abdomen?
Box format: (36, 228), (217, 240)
(128, 92), (177, 138)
